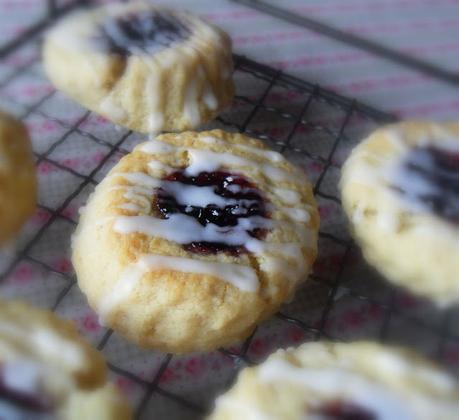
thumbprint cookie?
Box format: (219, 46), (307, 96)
(72, 129), (319, 353)
(0, 110), (36, 245)
(0, 299), (131, 420)
(341, 121), (459, 306)
(43, 2), (234, 134)
(209, 341), (459, 420)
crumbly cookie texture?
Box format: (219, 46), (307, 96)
(209, 341), (459, 420)
(72, 129), (319, 353)
(340, 121), (459, 306)
(43, 1), (234, 133)
(0, 110), (36, 245)
(0, 299), (131, 420)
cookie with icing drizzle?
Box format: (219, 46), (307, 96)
(43, 2), (234, 133)
(0, 110), (36, 246)
(208, 341), (459, 420)
(341, 121), (459, 306)
(0, 299), (131, 420)
(71, 129), (319, 353)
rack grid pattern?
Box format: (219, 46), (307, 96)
(1, 1), (459, 419)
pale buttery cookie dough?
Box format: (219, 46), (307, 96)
(209, 341), (459, 420)
(0, 110), (36, 245)
(43, 1), (234, 134)
(0, 299), (131, 420)
(72, 129), (319, 353)
(341, 121), (459, 306)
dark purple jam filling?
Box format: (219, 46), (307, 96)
(0, 366), (54, 418)
(393, 146), (459, 224)
(96, 11), (190, 56)
(155, 170), (269, 255)
(313, 401), (376, 420)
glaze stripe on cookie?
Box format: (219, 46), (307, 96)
(139, 139), (294, 182)
(0, 320), (85, 370)
(99, 254), (259, 320)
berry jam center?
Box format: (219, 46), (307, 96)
(0, 365), (54, 416)
(313, 401), (376, 420)
(96, 11), (190, 56)
(392, 146), (459, 224)
(155, 170), (269, 255)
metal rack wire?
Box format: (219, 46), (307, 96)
(0, 1), (458, 419)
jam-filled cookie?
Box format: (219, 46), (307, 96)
(43, 2), (234, 134)
(0, 299), (131, 420)
(209, 341), (459, 420)
(0, 110), (36, 245)
(72, 129), (319, 353)
(341, 121), (459, 306)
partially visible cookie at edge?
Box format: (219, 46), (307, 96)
(208, 341), (459, 420)
(72, 129), (319, 353)
(0, 298), (131, 420)
(340, 121), (459, 306)
(43, 1), (234, 133)
(0, 110), (36, 245)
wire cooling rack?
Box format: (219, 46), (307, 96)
(1, 1), (459, 419)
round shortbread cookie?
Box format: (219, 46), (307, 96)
(0, 299), (131, 420)
(209, 341), (459, 420)
(0, 110), (36, 245)
(72, 129), (319, 353)
(43, 2), (234, 133)
(340, 121), (459, 306)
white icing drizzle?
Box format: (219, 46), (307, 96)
(123, 189), (152, 211)
(118, 203), (141, 212)
(30, 329), (85, 369)
(183, 76), (201, 126)
(139, 139), (175, 154)
(145, 70), (165, 134)
(200, 136), (284, 163)
(281, 207), (310, 223)
(139, 138), (292, 182)
(254, 242), (306, 276)
(258, 358), (415, 420)
(159, 181), (257, 208)
(214, 396), (272, 420)
(0, 358), (78, 417)
(148, 160), (173, 173)
(100, 96), (127, 120)
(0, 322), (85, 370)
(0, 361), (60, 420)
(186, 148), (257, 175)
(99, 254), (259, 319)
(115, 171), (161, 188)
(2, 361), (44, 396)
(114, 171), (257, 208)
(114, 214), (271, 247)
(272, 187), (301, 205)
(182, 54), (206, 126)
(202, 82), (218, 110)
